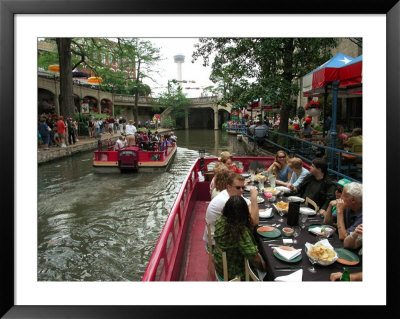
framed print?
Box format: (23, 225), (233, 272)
(1, 0), (399, 317)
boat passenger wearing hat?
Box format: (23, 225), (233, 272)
(125, 120), (137, 146)
(322, 178), (352, 226)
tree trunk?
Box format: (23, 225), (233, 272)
(56, 38), (74, 118)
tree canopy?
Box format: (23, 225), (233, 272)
(192, 38), (338, 133)
(39, 38), (161, 120)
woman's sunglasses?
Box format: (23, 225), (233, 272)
(278, 156), (286, 159)
(232, 186), (245, 190)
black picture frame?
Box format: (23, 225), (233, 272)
(1, 0), (399, 317)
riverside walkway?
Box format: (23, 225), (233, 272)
(37, 128), (172, 164)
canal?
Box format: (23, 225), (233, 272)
(37, 129), (251, 281)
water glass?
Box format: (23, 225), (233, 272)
(269, 176), (276, 188)
(258, 180), (265, 192)
(299, 213), (308, 229)
(293, 226), (301, 238)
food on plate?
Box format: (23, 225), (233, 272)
(309, 242), (336, 262)
(276, 246), (294, 251)
(254, 174), (267, 182)
(276, 201), (289, 211)
(264, 187), (279, 195)
(283, 227), (293, 233)
(258, 226), (275, 232)
(257, 196), (264, 203)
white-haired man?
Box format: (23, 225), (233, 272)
(335, 182), (362, 240)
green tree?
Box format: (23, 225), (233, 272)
(156, 80), (190, 120)
(192, 38), (338, 133)
(40, 38), (161, 119)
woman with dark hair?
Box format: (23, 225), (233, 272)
(214, 196), (265, 280)
(291, 157), (336, 217)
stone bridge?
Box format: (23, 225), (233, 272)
(38, 73), (231, 129)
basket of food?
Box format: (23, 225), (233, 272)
(264, 187), (280, 195)
(273, 201), (289, 213)
(305, 240), (338, 266)
(254, 173), (267, 182)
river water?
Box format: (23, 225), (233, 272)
(37, 129), (251, 281)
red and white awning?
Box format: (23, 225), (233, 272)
(339, 54), (362, 88)
(302, 53), (355, 97)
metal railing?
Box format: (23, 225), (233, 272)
(226, 122), (362, 183)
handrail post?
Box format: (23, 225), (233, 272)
(329, 81), (339, 170)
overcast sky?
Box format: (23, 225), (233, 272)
(143, 38), (214, 98)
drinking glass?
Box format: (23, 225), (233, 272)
(250, 170), (255, 184)
(293, 226), (301, 238)
(258, 180), (265, 192)
(299, 213), (308, 229)
(277, 207), (284, 222)
(264, 191), (272, 208)
(269, 176), (276, 188)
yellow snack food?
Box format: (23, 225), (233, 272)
(309, 243), (336, 262)
(276, 201), (289, 211)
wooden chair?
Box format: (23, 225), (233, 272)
(305, 197), (319, 213)
(206, 223), (214, 281)
(244, 258), (261, 281)
(214, 246), (240, 281)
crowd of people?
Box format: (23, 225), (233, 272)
(203, 150), (362, 281)
(38, 113), (175, 152)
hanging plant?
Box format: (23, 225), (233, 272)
(305, 100), (320, 110)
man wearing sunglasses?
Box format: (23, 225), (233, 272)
(203, 172), (259, 245)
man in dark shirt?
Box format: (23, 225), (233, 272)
(292, 158), (336, 217)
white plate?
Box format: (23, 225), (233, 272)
(288, 196), (305, 203)
(275, 186), (291, 193)
(257, 196), (265, 204)
(259, 208), (273, 218)
(300, 207), (316, 216)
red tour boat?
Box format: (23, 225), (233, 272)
(93, 136), (177, 173)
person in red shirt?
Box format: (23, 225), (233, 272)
(56, 115), (67, 147)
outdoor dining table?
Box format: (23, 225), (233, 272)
(245, 181), (362, 281)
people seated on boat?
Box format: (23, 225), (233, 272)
(114, 135), (127, 151)
(213, 196), (266, 281)
(209, 162), (230, 198)
(331, 182), (362, 241)
(170, 132), (177, 143)
(151, 131), (160, 142)
(248, 120), (257, 136)
(125, 120), (137, 146)
(254, 121), (268, 145)
(266, 150), (292, 186)
(290, 157), (336, 217)
(322, 178), (352, 226)
(211, 170), (232, 200)
(279, 157), (310, 189)
(343, 223), (362, 255)
(344, 128), (362, 153)
(203, 172), (259, 246)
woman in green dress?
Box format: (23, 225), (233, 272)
(214, 196), (266, 280)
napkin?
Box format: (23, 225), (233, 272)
(274, 247), (302, 260)
(259, 208), (273, 218)
(275, 186), (291, 193)
(309, 226), (333, 235)
(288, 196), (305, 203)
(274, 269), (303, 282)
(282, 238), (293, 245)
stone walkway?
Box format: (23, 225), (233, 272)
(38, 128), (172, 164)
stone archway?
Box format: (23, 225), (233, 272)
(38, 88), (56, 115)
(83, 96), (98, 113)
(100, 98), (113, 116)
(218, 109), (230, 128)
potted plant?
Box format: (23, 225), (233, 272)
(305, 100), (321, 117)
